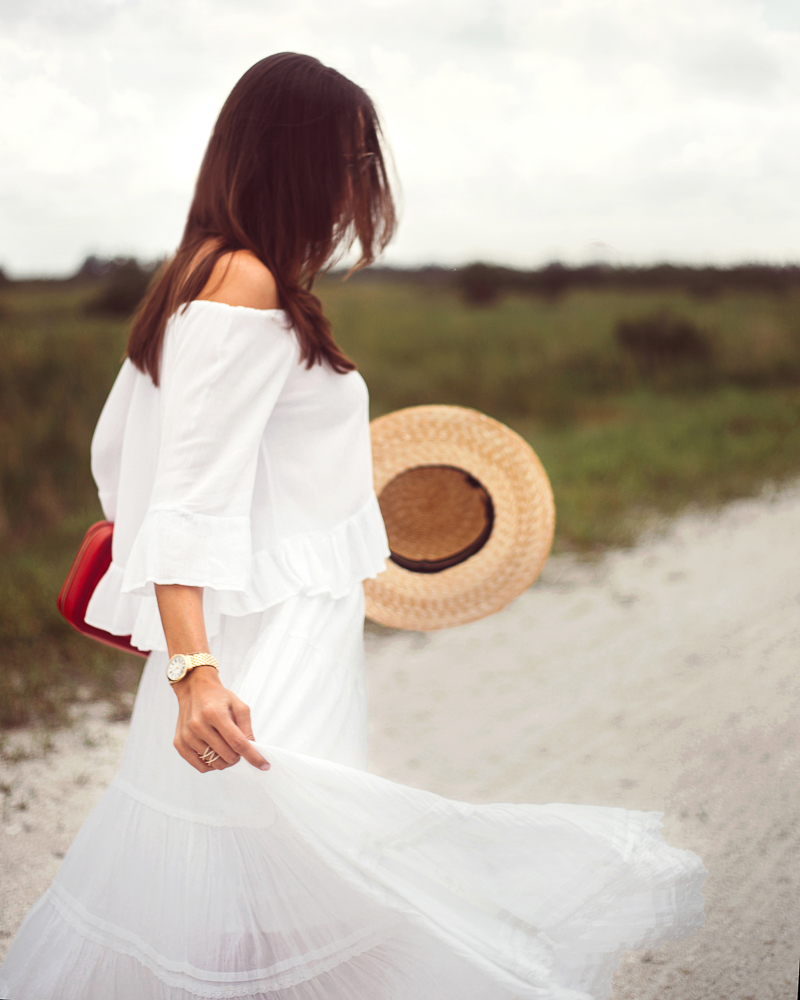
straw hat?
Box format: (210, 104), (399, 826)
(364, 405), (555, 631)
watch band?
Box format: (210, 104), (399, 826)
(184, 652), (218, 670)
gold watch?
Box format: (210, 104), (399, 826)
(166, 652), (219, 685)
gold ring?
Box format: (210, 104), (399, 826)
(198, 746), (221, 765)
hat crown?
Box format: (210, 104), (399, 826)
(379, 465), (494, 574)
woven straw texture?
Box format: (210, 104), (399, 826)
(365, 405), (555, 631)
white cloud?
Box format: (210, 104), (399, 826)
(1, 0), (799, 274)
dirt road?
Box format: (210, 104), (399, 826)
(4, 486), (800, 997)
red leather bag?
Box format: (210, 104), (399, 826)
(57, 520), (148, 657)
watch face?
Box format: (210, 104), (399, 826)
(166, 654), (187, 682)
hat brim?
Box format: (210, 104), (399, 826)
(365, 405), (555, 631)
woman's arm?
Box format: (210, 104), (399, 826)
(156, 581), (270, 775)
(147, 252), (282, 775)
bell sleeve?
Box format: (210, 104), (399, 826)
(119, 304), (299, 597)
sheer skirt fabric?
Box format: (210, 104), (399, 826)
(0, 586), (705, 1000)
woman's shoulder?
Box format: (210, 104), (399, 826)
(197, 249), (280, 311)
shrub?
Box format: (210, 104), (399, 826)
(616, 310), (713, 374)
(457, 263), (503, 307)
(85, 258), (157, 317)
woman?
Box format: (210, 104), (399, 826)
(0, 53), (705, 1000)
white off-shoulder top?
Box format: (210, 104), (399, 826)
(85, 299), (390, 653)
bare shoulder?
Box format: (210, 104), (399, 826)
(197, 250), (280, 310)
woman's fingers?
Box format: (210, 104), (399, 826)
(191, 733), (235, 770)
(216, 706), (270, 771)
(174, 733), (214, 773)
(230, 696), (254, 741)
(184, 695), (243, 766)
(177, 731), (233, 772)
(193, 720), (241, 766)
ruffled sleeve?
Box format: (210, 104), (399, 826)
(119, 303), (299, 597)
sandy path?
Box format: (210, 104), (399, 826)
(0, 706), (129, 961)
(4, 487), (800, 997)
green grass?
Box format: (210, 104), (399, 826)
(319, 278), (800, 420)
(512, 388), (800, 549)
(3, 273), (800, 726)
(0, 281), (142, 728)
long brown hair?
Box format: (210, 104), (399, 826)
(127, 52), (396, 385)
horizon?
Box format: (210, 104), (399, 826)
(9, 256), (800, 284)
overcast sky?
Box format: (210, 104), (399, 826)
(2, 0), (800, 276)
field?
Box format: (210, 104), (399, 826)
(3, 268), (800, 726)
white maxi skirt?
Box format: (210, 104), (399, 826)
(0, 585), (705, 1000)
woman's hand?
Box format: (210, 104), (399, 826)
(154, 582), (270, 774)
(172, 666), (270, 774)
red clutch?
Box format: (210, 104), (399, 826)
(57, 520), (149, 658)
